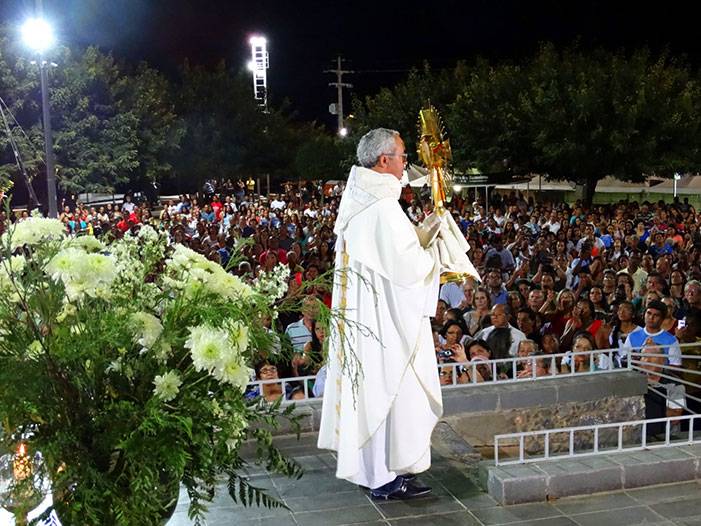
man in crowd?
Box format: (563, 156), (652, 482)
(622, 300), (682, 367)
(474, 304), (527, 359)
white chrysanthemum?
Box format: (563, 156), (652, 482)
(254, 264), (290, 300)
(167, 244), (207, 272)
(27, 340), (43, 360)
(185, 325), (230, 373)
(0, 255), (26, 291)
(137, 224), (159, 242)
(56, 302), (77, 323)
(84, 253), (117, 283)
(153, 370), (182, 402)
(166, 243), (253, 302)
(45, 248), (84, 283)
(217, 272), (254, 301)
(3, 216), (65, 249)
(46, 249), (117, 302)
(213, 357), (252, 391)
(131, 312), (163, 349)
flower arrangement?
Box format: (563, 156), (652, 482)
(0, 216), (301, 525)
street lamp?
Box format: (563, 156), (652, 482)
(21, 17), (58, 217)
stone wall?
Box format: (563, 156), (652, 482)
(274, 371), (648, 452)
(441, 372), (647, 460)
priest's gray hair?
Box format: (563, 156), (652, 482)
(356, 128), (400, 168)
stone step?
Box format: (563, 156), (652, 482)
(482, 442), (701, 505)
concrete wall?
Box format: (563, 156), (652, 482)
(271, 371), (648, 445)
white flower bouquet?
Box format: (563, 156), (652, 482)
(0, 218), (300, 525)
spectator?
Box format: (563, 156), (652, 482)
(622, 300), (682, 367)
(284, 295), (318, 353)
(463, 287), (491, 336)
(474, 304), (527, 361)
(485, 269), (508, 306)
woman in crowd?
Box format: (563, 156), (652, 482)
(562, 298), (606, 351)
(670, 270), (686, 302)
(562, 331), (596, 373)
(506, 291), (525, 326)
(548, 289), (576, 336)
(437, 319), (470, 350)
(607, 301), (640, 355)
(432, 299), (449, 332)
(290, 320), (325, 398)
(589, 286), (608, 320)
(251, 362), (305, 403)
(660, 296), (679, 335)
(463, 287), (492, 336)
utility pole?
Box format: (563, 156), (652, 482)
(325, 56), (353, 136)
(31, 0), (57, 217)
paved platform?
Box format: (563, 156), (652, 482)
(483, 444), (701, 505)
(168, 432), (701, 525)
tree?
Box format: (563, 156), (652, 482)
(450, 45), (701, 205)
(293, 133), (346, 181)
(170, 61), (306, 192)
(350, 63), (470, 163)
(0, 26), (183, 200)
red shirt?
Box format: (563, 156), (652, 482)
(212, 201), (223, 221)
(258, 248), (288, 266)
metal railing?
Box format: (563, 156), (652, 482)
(491, 345), (701, 465)
(437, 348), (626, 388)
(493, 414), (701, 466)
(246, 374), (318, 402)
(246, 342), (701, 402)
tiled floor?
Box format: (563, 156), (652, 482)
(167, 433), (701, 526)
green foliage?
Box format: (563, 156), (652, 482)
(0, 219), (305, 524)
(170, 61), (315, 191)
(352, 47), (701, 205)
(350, 62), (470, 164)
(293, 133), (345, 180)
(0, 26), (184, 195)
(451, 44), (701, 203)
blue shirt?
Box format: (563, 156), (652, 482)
(284, 319), (312, 353)
(623, 327), (682, 366)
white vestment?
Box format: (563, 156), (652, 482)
(318, 165), (443, 489)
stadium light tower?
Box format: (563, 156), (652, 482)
(22, 16), (58, 217)
(249, 35), (269, 112)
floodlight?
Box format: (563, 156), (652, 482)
(338, 127), (348, 137)
(21, 17), (55, 53)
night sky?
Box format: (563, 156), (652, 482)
(2, 0), (699, 125)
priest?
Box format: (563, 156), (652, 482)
(318, 128), (443, 500)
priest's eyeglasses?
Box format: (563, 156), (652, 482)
(383, 152), (408, 165)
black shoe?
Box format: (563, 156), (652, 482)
(370, 478), (432, 500)
(361, 474), (414, 492)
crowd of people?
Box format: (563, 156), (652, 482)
(2, 181), (699, 418)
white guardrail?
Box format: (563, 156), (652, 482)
(494, 414), (701, 466)
(246, 342), (701, 402)
(245, 348), (627, 402)
(491, 344), (701, 465)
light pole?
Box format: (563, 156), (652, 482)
(21, 17), (57, 217)
(248, 35), (269, 112)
